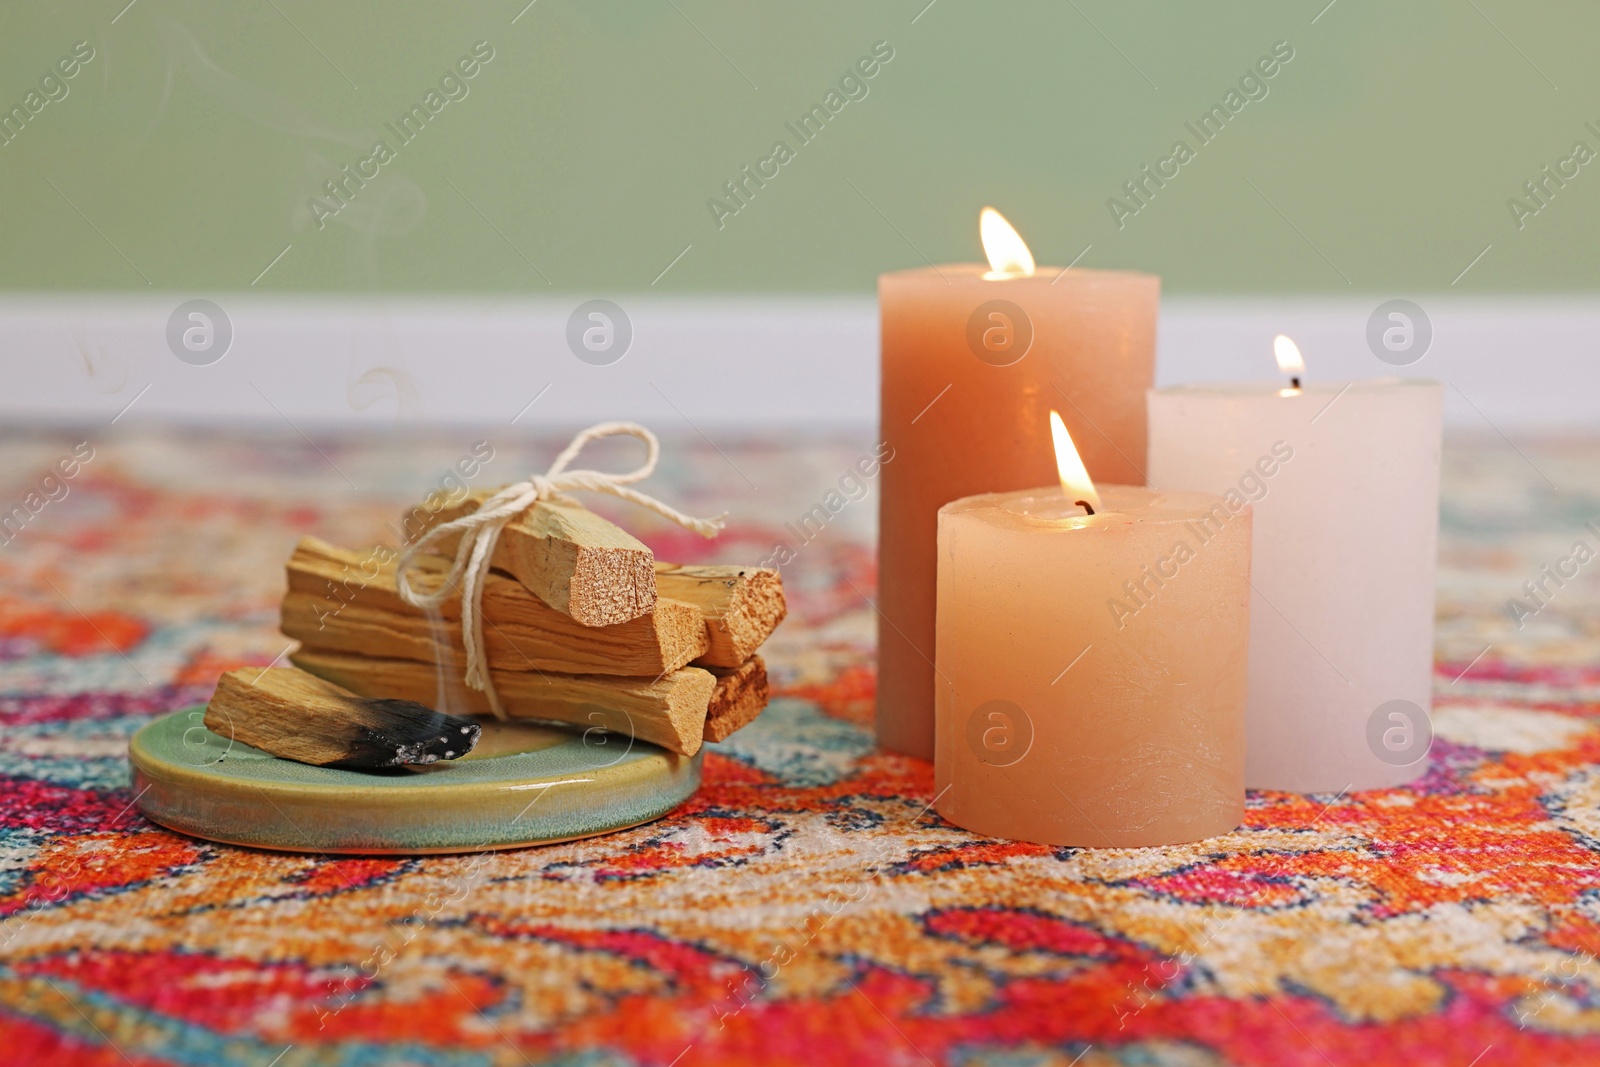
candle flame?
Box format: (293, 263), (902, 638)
(1049, 410), (1102, 514)
(1273, 334), (1305, 376)
(980, 207), (1036, 279)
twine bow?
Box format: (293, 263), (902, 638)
(395, 421), (725, 718)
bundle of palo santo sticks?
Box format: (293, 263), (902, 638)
(207, 488), (785, 768)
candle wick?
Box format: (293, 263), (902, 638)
(1290, 376), (1301, 389)
(1075, 499), (1095, 516)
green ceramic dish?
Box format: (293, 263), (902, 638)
(129, 707), (702, 855)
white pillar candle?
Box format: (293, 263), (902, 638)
(1147, 354), (1443, 793)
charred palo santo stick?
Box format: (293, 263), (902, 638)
(291, 648), (714, 756)
(654, 563), (786, 668)
(704, 655), (768, 742)
(409, 491), (656, 627)
(205, 668), (481, 768)
(285, 538), (708, 676)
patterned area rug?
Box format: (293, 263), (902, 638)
(1, 426), (1598, 1067)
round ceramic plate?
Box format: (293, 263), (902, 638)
(129, 707), (702, 855)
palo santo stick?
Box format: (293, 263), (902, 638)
(704, 655), (768, 742)
(291, 648), (713, 756)
(413, 491), (656, 627)
(205, 667), (481, 768)
(654, 563), (787, 668)
(285, 538), (707, 676)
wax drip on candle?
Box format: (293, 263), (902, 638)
(980, 207), (1036, 280)
(1274, 334), (1305, 393)
(1048, 410), (1102, 516)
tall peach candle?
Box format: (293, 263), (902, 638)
(878, 210), (1157, 758)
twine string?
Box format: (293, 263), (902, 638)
(395, 421), (725, 718)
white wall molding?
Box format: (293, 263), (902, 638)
(1, 294), (1594, 430)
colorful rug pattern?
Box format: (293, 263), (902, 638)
(1, 427), (1598, 1066)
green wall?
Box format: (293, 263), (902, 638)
(3, 0), (1596, 293)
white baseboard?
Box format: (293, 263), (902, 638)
(1, 294), (1593, 430)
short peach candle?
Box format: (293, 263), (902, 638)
(878, 209), (1157, 759)
(934, 417), (1249, 847)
